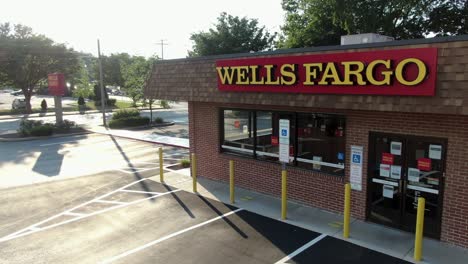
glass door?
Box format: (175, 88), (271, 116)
(367, 132), (446, 239)
(402, 137), (445, 239)
(367, 133), (406, 228)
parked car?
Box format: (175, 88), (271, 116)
(12, 98), (26, 109)
(10, 90), (23, 96)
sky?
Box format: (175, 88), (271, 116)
(1, 0), (285, 59)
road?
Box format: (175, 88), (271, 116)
(0, 133), (188, 189)
(0, 102), (188, 134)
(0, 92), (78, 110)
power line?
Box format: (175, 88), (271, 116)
(155, 39), (168, 60)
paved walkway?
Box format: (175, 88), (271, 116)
(148, 169), (468, 264)
(0, 107), (156, 121)
(88, 125), (189, 149)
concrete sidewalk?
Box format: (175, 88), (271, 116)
(150, 169), (468, 264)
(87, 126), (189, 149)
(0, 107), (156, 121)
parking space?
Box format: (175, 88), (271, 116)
(0, 175), (411, 264)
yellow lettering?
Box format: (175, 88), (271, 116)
(280, 64), (296, 85)
(395, 58), (427, 86)
(342, 61), (366, 85)
(236, 66), (250, 85)
(216, 67), (236, 84)
(264, 65), (280, 85)
(318, 62), (344, 85)
(249, 65), (264, 84)
(303, 63), (322, 85)
(366, 60), (392, 85)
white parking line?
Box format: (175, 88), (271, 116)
(94, 200), (128, 205)
(0, 179), (180, 243)
(63, 212), (86, 217)
(274, 234), (327, 264)
(119, 190), (160, 195)
(101, 208), (244, 263)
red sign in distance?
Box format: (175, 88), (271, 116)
(216, 48), (437, 96)
(48, 73), (66, 96)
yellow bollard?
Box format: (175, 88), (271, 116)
(281, 170), (287, 220)
(414, 197), (426, 262)
(192, 153), (197, 193)
(159, 147), (164, 182)
(230, 160), (235, 204)
(343, 183), (351, 238)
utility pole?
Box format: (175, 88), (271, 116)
(155, 39), (168, 60)
(97, 39), (106, 126)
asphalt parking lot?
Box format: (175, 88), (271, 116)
(0, 168), (411, 264)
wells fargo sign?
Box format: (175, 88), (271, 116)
(216, 48), (437, 96)
(48, 73), (66, 96)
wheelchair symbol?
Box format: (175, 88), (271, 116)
(352, 154), (361, 163)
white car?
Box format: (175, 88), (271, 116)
(10, 90), (23, 96)
(12, 98), (26, 109)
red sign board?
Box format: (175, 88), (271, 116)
(216, 48), (437, 96)
(271, 136), (279, 146)
(417, 158), (432, 171)
(382, 153), (394, 165)
(48, 73), (66, 96)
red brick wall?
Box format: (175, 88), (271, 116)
(189, 101), (468, 248)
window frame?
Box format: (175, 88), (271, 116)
(220, 108), (346, 176)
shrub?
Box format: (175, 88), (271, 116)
(160, 100), (171, 109)
(108, 116), (150, 128)
(95, 98), (116, 107)
(180, 159), (190, 168)
(112, 109), (140, 120)
(77, 96), (85, 106)
(18, 119), (44, 136)
(54, 120), (77, 133)
(41, 99), (47, 111)
(107, 98), (116, 107)
(154, 117), (164, 124)
(30, 125), (54, 136)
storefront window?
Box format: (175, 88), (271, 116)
(296, 113), (345, 175)
(221, 109), (254, 156)
(220, 109), (345, 175)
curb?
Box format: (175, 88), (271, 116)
(0, 131), (92, 142)
(0, 107), (161, 121)
(88, 129), (190, 149)
(107, 122), (175, 130)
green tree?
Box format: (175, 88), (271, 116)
(94, 53), (131, 88)
(121, 56), (155, 106)
(0, 23), (79, 113)
(188, 12), (276, 57)
(426, 0), (468, 36)
(280, 0), (467, 48)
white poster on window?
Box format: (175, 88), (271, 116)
(383, 185), (394, 199)
(390, 141), (402, 156)
(380, 164), (391, 177)
(313, 156), (322, 170)
(408, 168), (420, 182)
(350, 145), (363, 191)
(390, 165), (402, 180)
(429, 144), (442, 160)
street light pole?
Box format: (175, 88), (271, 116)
(97, 39), (106, 126)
